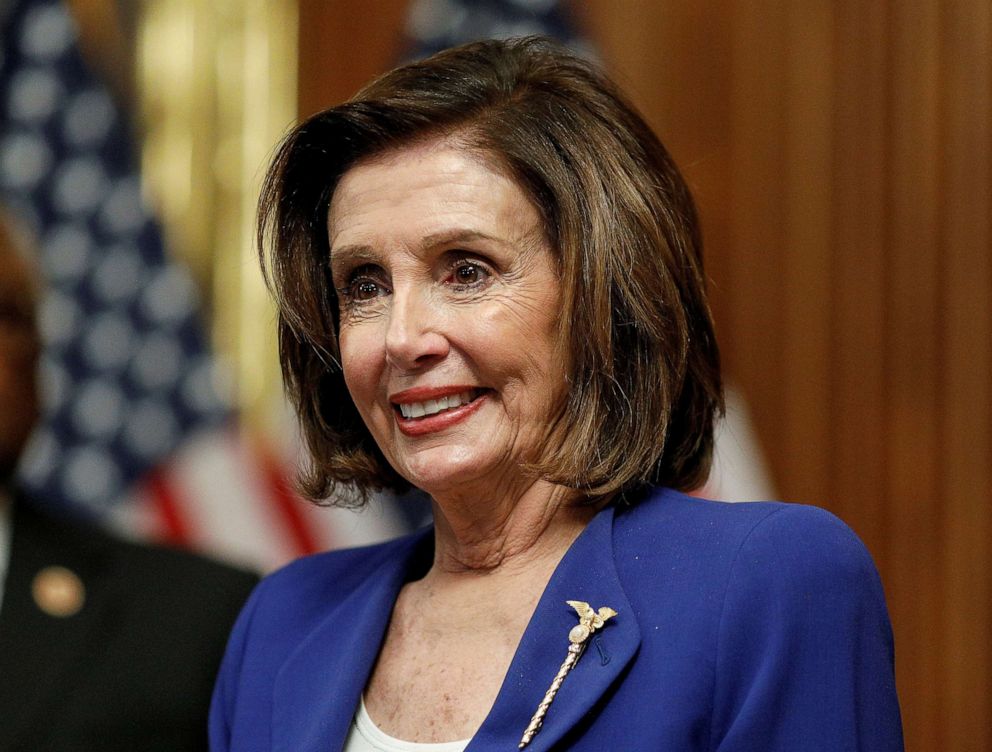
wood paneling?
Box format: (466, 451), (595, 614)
(886, 0), (944, 741)
(298, 0), (409, 117)
(781, 2), (833, 502)
(830, 0), (889, 585)
(940, 2), (992, 747)
(297, 2), (992, 748)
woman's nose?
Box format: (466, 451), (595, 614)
(384, 286), (449, 371)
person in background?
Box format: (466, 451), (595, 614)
(212, 38), (902, 752)
(0, 214), (258, 751)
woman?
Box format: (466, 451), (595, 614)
(211, 38), (902, 751)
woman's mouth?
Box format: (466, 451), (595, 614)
(396, 389), (480, 419)
(390, 387), (488, 435)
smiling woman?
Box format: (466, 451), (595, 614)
(210, 37), (903, 752)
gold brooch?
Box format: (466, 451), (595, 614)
(518, 600), (618, 749)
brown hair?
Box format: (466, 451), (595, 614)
(259, 36), (723, 505)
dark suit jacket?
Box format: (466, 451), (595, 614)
(211, 489), (903, 752)
(0, 498), (258, 752)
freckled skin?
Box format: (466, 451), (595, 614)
(0, 228), (40, 480)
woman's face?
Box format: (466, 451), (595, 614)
(328, 139), (562, 497)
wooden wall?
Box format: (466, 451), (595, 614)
(298, 2), (992, 748)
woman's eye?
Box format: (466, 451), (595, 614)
(448, 261), (489, 287)
(337, 265), (389, 304)
(352, 279), (383, 300)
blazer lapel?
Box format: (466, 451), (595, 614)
(271, 529), (432, 752)
(469, 505), (641, 752)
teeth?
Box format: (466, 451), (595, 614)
(398, 390), (477, 419)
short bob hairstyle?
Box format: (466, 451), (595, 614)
(259, 36), (723, 505)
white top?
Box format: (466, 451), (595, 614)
(342, 696), (471, 752)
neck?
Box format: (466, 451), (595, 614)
(428, 478), (596, 576)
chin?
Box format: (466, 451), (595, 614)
(394, 447), (497, 498)
(401, 467), (481, 498)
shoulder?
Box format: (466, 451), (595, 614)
(627, 494), (905, 748)
(610, 489), (887, 636)
(610, 490), (900, 750)
(109, 536), (260, 622)
(260, 528), (423, 598)
(231, 529), (426, 644)
(12, 499), (258, 603)
(8, 501), (259, 663)
(611, 488), (892, 664)
(614, 487), (875, 576)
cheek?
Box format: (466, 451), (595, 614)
(475, 308), (563, 402)
(339, 327), (382, 411)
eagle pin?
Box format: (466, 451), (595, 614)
(519, 600), (617, 749)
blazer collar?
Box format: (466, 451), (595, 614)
(272, 504), (641, 752)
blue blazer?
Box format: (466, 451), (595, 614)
(210, 490), (903, 751)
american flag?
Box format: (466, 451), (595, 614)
(0, 0), (405, 571)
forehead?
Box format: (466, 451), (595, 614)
(327, 138), (540, 252)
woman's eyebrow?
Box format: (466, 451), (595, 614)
(328, 244), (379, 271)
(329, 230), (509, 273)
(419, 229), (501, 250)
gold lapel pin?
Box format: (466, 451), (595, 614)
(32, 565), (86, 618)
(518, 600), (617, 749)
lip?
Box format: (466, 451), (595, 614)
(389, 385), (480, 404)
(390, 385), (488, 437)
